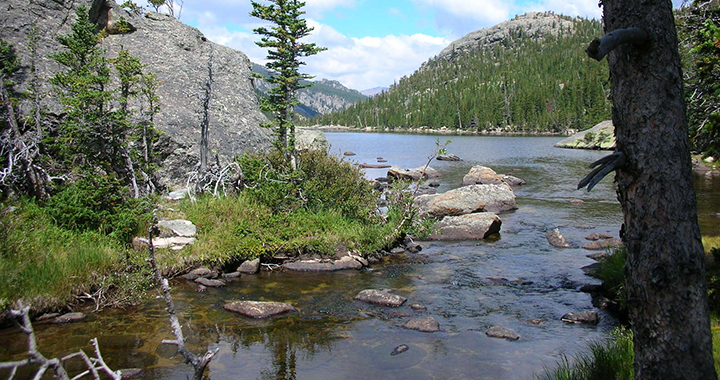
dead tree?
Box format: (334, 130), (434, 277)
(579, 0), (716, 378)
(146, 219), (218, 380)
(0, 302), (121, 380)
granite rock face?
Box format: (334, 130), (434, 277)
(0, 0), (273, 186)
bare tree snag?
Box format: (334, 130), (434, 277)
(147, 219), (218, 380)
(595, 0), (717, 378)
(0, 302), (121, 380)
(586, 27), (649, 61)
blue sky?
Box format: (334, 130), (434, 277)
(139, 0), (682, 90)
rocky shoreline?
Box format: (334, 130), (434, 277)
(301, 125), (573, 136)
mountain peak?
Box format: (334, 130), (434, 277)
(437, 12), (575, 60)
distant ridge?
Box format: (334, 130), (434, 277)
(252, 63), (366, 118)
(308, 12), (610, 133)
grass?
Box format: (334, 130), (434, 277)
(537, 327), (634, 380)
(0, 200), (129, 311)
(0, 150), (412, 315)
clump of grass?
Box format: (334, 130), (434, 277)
(0, 200), (132, 311)
(537, 327), (634, 380)
(596, 247), (627, 318)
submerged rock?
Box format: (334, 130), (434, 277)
(485, 326), (520, 341)
(354, 289), (407, 307)
(546, 228), (571, 248)
(402, 317), (440, 333)
(52, 312), (87, 324)
(391, 344), (410, 356)
(500, 174), (526, 187)
(224, 301), (296, 318)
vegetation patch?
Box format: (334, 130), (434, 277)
(537, 327), (634, 380)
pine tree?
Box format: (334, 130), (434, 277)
(250, 0), (326, 170)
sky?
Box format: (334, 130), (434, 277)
(138, 0), (682, 91)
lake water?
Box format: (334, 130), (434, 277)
(1, 132), (717, 379)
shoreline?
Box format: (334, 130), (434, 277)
(301, 125), (574, 137)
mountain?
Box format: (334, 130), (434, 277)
(361, 87), (390, 97)
(309, 12), (610, 133)
(252, 63), (366, 118)
(0, 0), (272, 186)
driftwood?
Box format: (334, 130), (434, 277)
(147, 219), (218, 380)
(0, 302), (121, 380)
(586, 27), (649, 61)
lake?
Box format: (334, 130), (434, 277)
(1, 132), (717, 379)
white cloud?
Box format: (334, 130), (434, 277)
(300, 21), (450, 90)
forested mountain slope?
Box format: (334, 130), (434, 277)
(309, 12), (610, 133)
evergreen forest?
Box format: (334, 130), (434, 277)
(307, 14), (611, 133)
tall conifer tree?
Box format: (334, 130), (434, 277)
(250, 0), (326, 170)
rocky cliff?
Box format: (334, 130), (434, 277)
(0, 0), (273, 186)
(436, 12), (575, 61)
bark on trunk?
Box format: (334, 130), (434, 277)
(602, 0), (716, 378)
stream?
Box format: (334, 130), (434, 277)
(2, 133), (719, 379)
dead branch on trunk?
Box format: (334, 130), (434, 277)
(586, 27), (649, 61)
(146, 218), (218, 380)
(0, 302), (121, 380)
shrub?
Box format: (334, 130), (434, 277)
(43, 174), (151, 243)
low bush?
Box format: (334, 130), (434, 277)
(43, 174), (152, 243)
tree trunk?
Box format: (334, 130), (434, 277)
(603, 0), (716, 378)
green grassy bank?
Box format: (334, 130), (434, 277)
(0, 150), (413, 316)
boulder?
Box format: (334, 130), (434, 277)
(387, 165), (440, 181)
(485, 326), (519, 341)
(165, 189), (189, 200)
(402, 317), (440, 333)
(0, 0), (274, 187)
(52, 312), (87, 324)
(194, 277), (225, 287)
(427, 213), (502, 240)
(224, 301), (296, 319)
(183, 268), (215, 280)
(354, 289), (407, 307)
(416, 184), (516, 217)
(295, 129), (329, 152)
(157, 219), (197, 237)
(462, 166), (504, 186)
(583, 238), (623, 250)
(151, 237), (196, 250)
(546, 228), (571, 248)
(238, 258), (260, 274)
(437, 154), (461, 161)
(282, 256), (363, 272)
(554, 120), (615, 150)
(344, 150), (356, 156)
(500, 174), (526, 187)
(561, 310), (599, 325)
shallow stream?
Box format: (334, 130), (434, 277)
(2, 133), (718, 379)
